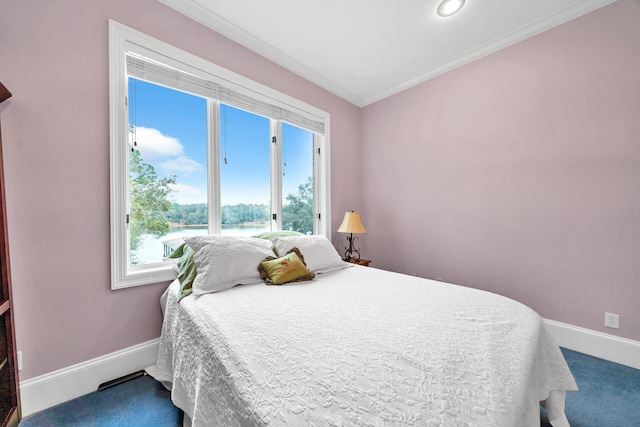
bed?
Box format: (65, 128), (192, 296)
(146, 234), (577, 427)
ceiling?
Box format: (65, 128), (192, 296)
(159, 0), (616, 107)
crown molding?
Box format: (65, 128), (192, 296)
(360, 0), (618, 106)
(160, 0), (617, 108)
(158, 0), (363, 106)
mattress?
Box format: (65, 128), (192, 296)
(147, 265), (577, 426)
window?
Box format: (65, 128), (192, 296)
(109, 21), (331, 289)
(219, 104), (271, 235)
(281, 122), (316, 234)
(128, 78), (208, 266)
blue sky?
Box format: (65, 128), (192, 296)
(128, 78), (313, 206)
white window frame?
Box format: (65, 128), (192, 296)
(109, 20), (331, 290)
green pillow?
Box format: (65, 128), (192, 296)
(169, 243), (197, 301)
(258, 247), (315, 285)
(253, 231), (304, 255)
(252, 230), (304, 241)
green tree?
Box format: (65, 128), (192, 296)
(221, 203), (269, 225)
(129, 149), (176, 254)
(166, 203), (208, 225)
(282, 176), (313, 234)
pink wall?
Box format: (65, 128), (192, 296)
(2, 0), (638, 383)
(361, 0), (640, 341)
(0, 0), (361, 380)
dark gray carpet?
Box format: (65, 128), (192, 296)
(541, 348), (640, 427)
(20, 348), (640, 426)
(19, 374), (182, 426)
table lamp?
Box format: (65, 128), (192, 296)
(337, 211), (366, 261)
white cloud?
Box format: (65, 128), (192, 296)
(130, 126), (183, 159)
(160, 155), (203, 176)
(130, 125), (203, 176)
(168, 183), (206, 204)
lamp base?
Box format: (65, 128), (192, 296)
(344, 234), (361, 261)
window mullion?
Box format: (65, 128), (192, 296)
(313, 133), (320, 234)
(315, 132), (330, 237)
(208, 99), (221, 234)
(271, 120), (282, 231)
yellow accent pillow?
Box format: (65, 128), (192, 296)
(258, 248), (315, 285)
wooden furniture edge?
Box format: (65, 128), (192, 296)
(0, 80), (20, 427)
(0, 83), (11, 104)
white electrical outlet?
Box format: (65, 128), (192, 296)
(605, 312), (620, 329)
(17, 351), (22, 371)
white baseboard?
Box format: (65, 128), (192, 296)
(544, 319), (640, 370)
(18, 321), (640, 417)
(19, 338), (159, 417)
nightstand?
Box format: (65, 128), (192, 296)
(344, 258), (371, 267)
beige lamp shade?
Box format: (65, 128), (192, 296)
(337, 211), (366, 234)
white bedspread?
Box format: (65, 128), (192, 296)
(147, 266), (577, 427)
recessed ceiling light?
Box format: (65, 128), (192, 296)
(437, 0), (466, 17)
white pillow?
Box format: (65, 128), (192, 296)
(271, 235), (349, 274)
(185, 235), (275, 295)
